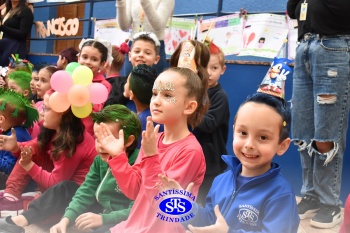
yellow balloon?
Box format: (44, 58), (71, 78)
(72, 65), (93, 85)
(71, 103), (92, 118)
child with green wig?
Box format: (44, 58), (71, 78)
(7, 71), (32, 99)
(0, 104), (141, 233)
(0, 89), (38, 189)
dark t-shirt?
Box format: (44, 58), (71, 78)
(287, 0), (350, 40)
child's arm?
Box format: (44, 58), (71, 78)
(140, 0), (174, 32)
(26, 143), (96, 190)
(96, 123), (142, 200)
(116, 0), (133, 31)
(256, 193), (299, 233)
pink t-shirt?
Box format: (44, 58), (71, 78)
(108, 132), (206, 233)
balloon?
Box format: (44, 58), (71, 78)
(72, 65), (93, 85)
(67, 84), (90, 107)
(50, 70), (73, 93)
(48, 92), (70, 112)
(71, 103), (92, 118)
(65, 62), (80, 74)
(88, 83), (108, 104)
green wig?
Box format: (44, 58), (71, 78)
(8, 71), (32, 95)
(91, 104), (142, 153)
(0, 89), (39, 128)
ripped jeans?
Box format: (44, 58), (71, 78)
(291, 34), (350, 207)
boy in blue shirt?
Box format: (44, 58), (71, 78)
(157, 93), (300, 233)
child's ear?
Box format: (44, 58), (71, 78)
(129, 90), (134, 100)
(221, 65), (227, 75)
(23, 90), (29, 97)
(0, 115), (5, 124)
(128, 52), (132, 61)
(183, 100), (198, 115)
(99, 61), (106, 70)
(276, 138), (291, 156)
(125, 134), (135, 148)
(154, 55), (160, 65)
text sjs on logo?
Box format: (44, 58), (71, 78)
(159, 197), (192, 215)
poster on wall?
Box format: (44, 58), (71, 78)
(197, 14), (243, 56)
(94, 19), (131, 47)
(238, 14), (288, 58)
(164, 18), (196, 55)
(287, 16), (298, 60)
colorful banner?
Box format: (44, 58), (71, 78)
(197, 14), (243, 56)
(164, 17), (196, 55)
(238, 14), (288, 58)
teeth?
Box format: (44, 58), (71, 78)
(244, 154), (258, 158)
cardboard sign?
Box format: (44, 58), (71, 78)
(35, 17), (79, 38)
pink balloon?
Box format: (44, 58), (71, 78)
(50, 70), (74, 93)
(88, 83), (108, 104)
(67, 84), (90, 107)
(48, 92), (70, 112)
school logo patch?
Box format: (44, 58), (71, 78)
(237, 204), (259, 227)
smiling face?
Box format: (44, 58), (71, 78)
(36, 68), (52, 98)
(93, 122), (120, 161)
(233, 102), (290, 177)
(78, 46), (105, 76)
(128, 40), (160, 67)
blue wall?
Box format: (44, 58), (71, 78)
(28, 0), (350, 205)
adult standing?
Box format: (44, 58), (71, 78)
(0, 0), (33, 66)
(287, 0), (350, 229)
(116, 0), (174, 76)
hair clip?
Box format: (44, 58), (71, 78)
(177, 41), (197, 73)
(79, 38), (113, 65)
(132, 32), (161, 47)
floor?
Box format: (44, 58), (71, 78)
(2, 197), (344, 233)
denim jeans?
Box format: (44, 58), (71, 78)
(291, 34), (350, 207)
(120, 40), (168, 77)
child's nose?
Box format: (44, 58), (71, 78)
(244, 138), (254, 149)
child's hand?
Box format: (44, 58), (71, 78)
(19, 146), (34, 171)
(50, 217), (70, 233)
(75, 212), (103, 230)
(187, 205), (228, 233)
(95, 122), (124, 157)
(141, 116), (160, 156)
(0, 128), (19, 153)
(156, 174), (194, 193)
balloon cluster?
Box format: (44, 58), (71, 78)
(49, 62), (108, 118)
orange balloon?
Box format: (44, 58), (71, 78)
(67, 84), (90, 107)
(48, 92), (70, 112)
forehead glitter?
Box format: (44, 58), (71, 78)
(152, 80), (177, 104)
(153, 80), (175, 93)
